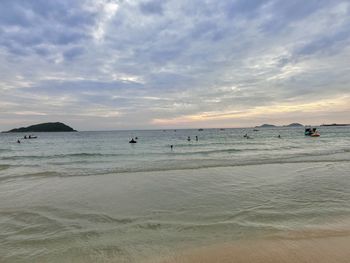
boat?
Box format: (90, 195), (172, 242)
(305, 127), (320, 137)
(24, 135), (38, 139)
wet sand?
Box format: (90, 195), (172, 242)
(154, 230), (350, 263)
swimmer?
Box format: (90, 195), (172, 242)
(129, 138), (137, 143)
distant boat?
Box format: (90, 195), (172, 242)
(24, 135), (38, 139)
(253, 129), (259, 132)
(198, 128), (204, 131)
(305, 127), (320, 137)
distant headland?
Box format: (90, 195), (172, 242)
(255, 124), (276, 128)
(284, 123), (304, 127)
(255, 123), (304, 128)
(320, 123), (350, 127)
(3, 122), (77, 133)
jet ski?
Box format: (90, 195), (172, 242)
(305, 127), (320, 137)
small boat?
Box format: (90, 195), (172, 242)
(198, 128), (204, 131)
(305, 127), (320, 137)
(25, 135), (38, 139)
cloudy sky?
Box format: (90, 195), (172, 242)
(0, 0), (349, 130)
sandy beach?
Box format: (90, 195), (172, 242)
(156, 231), (350, 263)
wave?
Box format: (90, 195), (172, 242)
(1, 146), (350, 181)
(0, 171), (62, 182)
(0, 152), (123, 160)
(0, 164), (10, 171)
(0, 207), (136, 253)
(2, 155), (350, 182)
(0, 146), (291, 161)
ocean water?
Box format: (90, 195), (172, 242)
(0, 126), (350, 262)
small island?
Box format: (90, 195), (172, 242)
(3, 122), (77, 133)
(285, 123), (304, 127)
(321, 123), (350, 127)
(255, 124), (276, 128)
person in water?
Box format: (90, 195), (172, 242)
(278, 135), (281, 138)
(24, 135), (27, 139)
(187, 136), (191, 141)
(170, 145), (173, 150)
(195, 136), (198, 141)
(129, 138), (137, 143)
(17, 140), (20, 143)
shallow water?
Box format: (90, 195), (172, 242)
(1, 126), (350, 178)
(0, 127), (350, 262)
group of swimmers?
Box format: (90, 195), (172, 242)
(187, 136), (198, 142)
(170, 135), (199, 150)
(129, 132), (284, 150)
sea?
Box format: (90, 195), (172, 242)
(0, 126), (350, 262)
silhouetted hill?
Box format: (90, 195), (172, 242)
(4, 122), (76, 133)
(321, 123), (350, 126)
(255, 124), (276, 128)
(285, 123), (303, 127)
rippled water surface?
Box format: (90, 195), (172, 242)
(0, 127), (350, 262)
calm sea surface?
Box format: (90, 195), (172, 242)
(1, 127), (350, 262)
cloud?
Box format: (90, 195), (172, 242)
(139, 0), (166, 15)
(0, 0), (350, 130)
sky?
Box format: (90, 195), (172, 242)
(0, 0), (349, 131)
